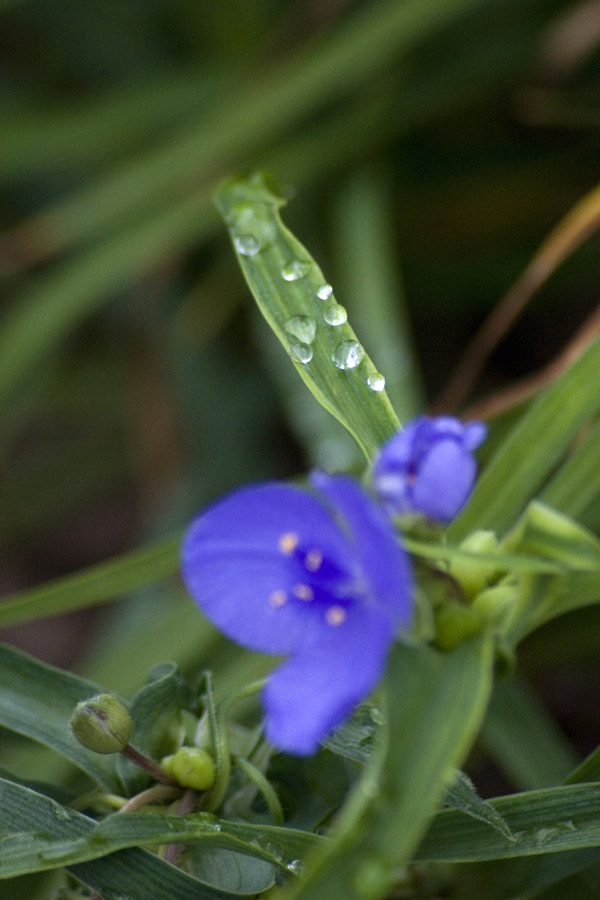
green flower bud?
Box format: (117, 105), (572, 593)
(70, 694), (132, 754)
(161, 747), (216, 790)
(472, 584), (516, 623)
(449, 530), (501, 599)
(433, 600), (485, 651)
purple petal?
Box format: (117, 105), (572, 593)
(311, 473), (413, 627)
(181, 483), (356, 655)
(263, 604), (393, 755)
(373, 416), (486, 522)
(412, 440), (476, 522)
(462, 421), (487, 451)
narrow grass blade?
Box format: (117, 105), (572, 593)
(214, 172), (401, 460)
(0, 646), (121, 791)
(449, 335), (600, 539)
(415, 783), (600, 862)
(0, 532), (181, 628)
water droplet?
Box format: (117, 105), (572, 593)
(367, 373), (386, 392)
(535, 826), (559, 844)
(230, 202), (276, 249)
(287, 859), (306, 875)
(233, 233), (261, 256)
(369, 705), (385, 725)
(324, 304), (347, 326)
(266, 841), (284, 860)
(289, 343), (313, 364)
(52, 805), (71, 821)
(197, 812), (222, 832)
(332, 340), (364, 370)
(38, 845), (74, 862)
(282, 260), (312, 281)
(317, 283), (333, 300)
(285, 315), (316, 343)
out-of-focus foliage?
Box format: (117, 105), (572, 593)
(1, 8), (600, 898)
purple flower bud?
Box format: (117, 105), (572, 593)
(373, 416), (487, 524)
(181, 473), (413, 755)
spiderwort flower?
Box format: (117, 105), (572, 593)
(181, 472), (413, 756)
(373, 416), (487, 524)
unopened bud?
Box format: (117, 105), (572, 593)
(70, 694), (132, 754)
(449, 530), (501, 599)
(161, 747), (216, 790)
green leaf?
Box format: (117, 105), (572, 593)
(481, 676), (579, 792)
(279, 635), (494, 900)
(415, 783), (600, 862)
(445, 770), (514, 842)
(182, 845), (276, 895)
(540, 419), (600, 519)
(323, 702), (381, 765)
(0, 778), (319, 882)
(449, 335), (600, 540)
(502, 502), (600, 572)
(498, 503), (600, 644)
(0, 532), (181, 628)
(0, 645), (121, 792)
(0, 778), (242, 898)
(565, 743), (600, 785)
(213, 171), (400, 461)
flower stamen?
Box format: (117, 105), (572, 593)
(292, 583), (314, 602)
(304, 548), (323, 572)
(325, 605), (346, 626)
(278, 532), (299, 555)
(269, 590), (287, 608)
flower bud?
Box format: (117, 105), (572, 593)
(161, 747), (216, 790)
(448, 530), (501, 599)
(433, 600), (484, 650)
(472, 584), (516, 623)
(70, 694), (132, 754)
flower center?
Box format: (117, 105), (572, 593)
(272, 530), (363, 626)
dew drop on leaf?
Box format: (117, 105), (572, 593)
(316, 283), (333, 300)
(233, 233), (261, 256)
(367, 373), (386, 392)
(285, 315), (317, 343)
(324, 304), (347, 326)
(282, 260), (312, 281)
(332, 340), (364, 370)
(289, 342), (313, 364)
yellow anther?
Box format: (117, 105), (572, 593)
(278, 532), (299, 555)
(304, 548), (323, 572)
(269, 590), (287, 608)
(326, 605), (346, 626)
(292, 583), (314, 602)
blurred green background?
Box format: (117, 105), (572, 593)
(1, 0), (599, 791)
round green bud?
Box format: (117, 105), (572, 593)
(161, 747), (216, 790)
(434, 600), (485, 651)
(70, 694), (132, 754)
(472, 584), (516, 623)
(449, 530), (501, 599)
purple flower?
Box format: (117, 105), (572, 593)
(373, 416), (487, 524)
(181, 473), (413, 756)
